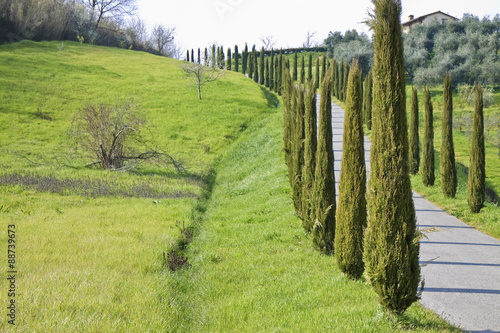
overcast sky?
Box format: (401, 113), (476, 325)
(137, 0), (500, 53)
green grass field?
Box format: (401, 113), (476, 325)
(0, 41), (473, 331)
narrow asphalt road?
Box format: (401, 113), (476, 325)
(329, 101), (500, 332)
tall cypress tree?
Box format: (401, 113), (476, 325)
(186, 50), (190, 62)
(338, 60), (344, 101)
(191, 49), (194, 63)
(468, 83), (486, 213)
(293, 51), (298, 81)
(342, 62), (350, 102)
(278, 50), (283, 95)
(312, 70), (335, 254)
(270, 50), (274, 91)
(292, 86), (306, 214)
(212, 44), (216, 68)
(242, 43), (248, 75)
(204, 48), (208, 66)
(265, 58), (270, 88)
(440, 72), (457, 198)
(282, 68), (294, 185)
(315, 57), (320, 89)
(253, 47), (259, 83)
(364, 0), (420, 316)
(248, 52), (254, 80)
(302, 80), (317, 231)
(332, 59), (338, 98)
(259, 47), (265, 85)
(300, 55), (306, 84)
(308, 53), (313, 83)
(234, 45), (239, 72)
(335, 60), (366, 280)
(409, 86), (420, 174)
(198, 48), (201, 64)
(422, 86), (435, 186)
(321, 54), (327, 84)
(227, 48), (232, 70)
(362, 70), (373, 130)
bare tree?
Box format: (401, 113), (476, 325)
(151, 24), (175, 55)
(180, 62), (224, 100)
(81, 0), (137, 30)
(303, 31), (317, 48)
(260, 35), (276, 50)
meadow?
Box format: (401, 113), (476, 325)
(0, 41), (469, 331)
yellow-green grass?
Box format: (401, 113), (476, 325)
(170, 109), (459, 332)
(0, 40), (275, 331)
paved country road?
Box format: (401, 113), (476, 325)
(329, 101), (500, 333)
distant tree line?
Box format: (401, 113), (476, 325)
(0, 0), (181, 58)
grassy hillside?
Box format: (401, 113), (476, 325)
(0, 41), (274, 331)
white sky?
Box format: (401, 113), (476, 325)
(137, 0), (500, 53)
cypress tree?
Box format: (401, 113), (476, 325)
(293, 51), (298, 81)
(292, 86), (306, 215)
(278, 50), (283, 95)
(321, 54), (327, 84)
(312, 69), (335, 254)
(191, 49), (194, 63)
(300, 56), (306, 84)
(198, 48), (201, 64)
(212, 44), (216, 68)
(282, 69), (295, 184)
(253, 47), (259, 83)
(315, 57), (320, 89)
(242, 43), (248, 75)
(227, 48), (232, 70)
(440, 72), (457, 198)
(204, 48), (208, 66)
(270, 50), (274, 91)
(308, 53), (313, 83)
(364, 0), (420, 316)
(302, 79), (317, 231)
(216, 46), (220, 67)
(265, 58), (270, 88)
(234, 45), (239, 72)
(248, 52), (254, 80)
(220, 46), (225, 69)
(186, 50), (190, 62)
(467, 83), (485, 213)
(422, 86), (435, 186)
(332, 59), (338, 98)
(362, 70), (373, 130)
(338, 59), (344, 101)
(343, 62), (349, 102)
(259, 47), (265, 85)
(409, 86), (420, 175)
(335, 60), (366, 280)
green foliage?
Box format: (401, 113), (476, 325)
(265, 58), (270, 88)
(334, 60), (367, 279)
(364, 0), (420, 316)
(292, 87), (305, 215)
(307, 53), (313, 82)
(227, 48), (232, 70)
(315, 57), (320, 89)
(421, 86), (435, 186)
(301, 80), (317, 231)
(259, 47), (265, 85)
(300, 55), (306, 84)
(468, 83), (486, 212)
(325, 29), (374, 76)
(338, 59), (344, 101)
(242, 43), (248, 74)
(293, 51), (298, 81)
(321, 53), (327, 83)
(270, 50), (275, 91)
(282, 68), (294, 184)
(409, 86), (420, 174)
(440, 73), (458, 198)
(234, 45), (239, 72)
(363, 69), (373, 130)
(312, 70), (335, 253)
